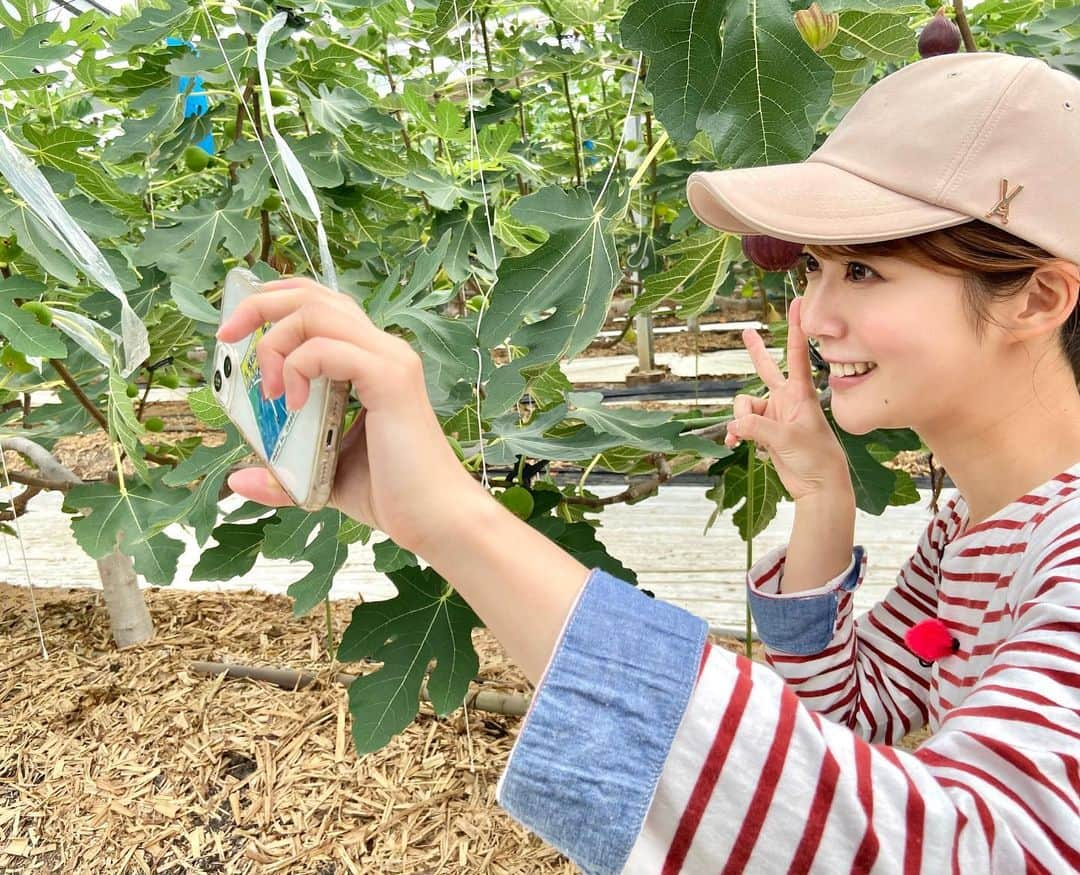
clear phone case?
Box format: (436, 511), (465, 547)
(212, 268), (350, 511)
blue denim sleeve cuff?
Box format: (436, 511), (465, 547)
(748, 545), (865, 655)
(495, 567), (708, 875)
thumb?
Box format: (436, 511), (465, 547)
(226, 466), (296, 507)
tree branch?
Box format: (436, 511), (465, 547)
(559, 452), (673, 508)
(952, 1), (977, 53)
(0, 437), (84, 490)
(48, 358), (108, 431)
(189, 660), (530, 717)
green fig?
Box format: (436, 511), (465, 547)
(0, 346), (32, 374)
(183, 145), (210, 172)
(498, 485), (534, 520)
(19, 301), (52, 327)
(144, 416), (165, 433)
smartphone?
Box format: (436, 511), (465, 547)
(211, 267), (350, 511)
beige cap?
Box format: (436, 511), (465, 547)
(686, 52), (1080, 266)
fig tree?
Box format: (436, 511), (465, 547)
(741, 235), (805, 272)
(918, 8), (961, 58)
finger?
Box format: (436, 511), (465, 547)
(227, 466), (296, 508)
(281, 337), (405, 411)
(216, 281), (367, 343)
(785, 297), (813, 387)
(255, 303), (401, 398)
(731, 393), (768, 420)
(729, 413), (780, 453)
(741, 327), (786, 391)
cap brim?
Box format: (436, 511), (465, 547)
(686, 160), (972, 245)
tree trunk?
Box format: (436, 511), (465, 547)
(1, 436), (155, 648)
(97, 548), (154, 648)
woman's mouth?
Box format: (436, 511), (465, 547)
(828, 362), (877, 390)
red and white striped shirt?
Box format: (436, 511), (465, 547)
(623, 463), (1080, 872)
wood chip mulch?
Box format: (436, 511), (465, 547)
(0, 581), (931, 874)
(0, 584), (581, 874)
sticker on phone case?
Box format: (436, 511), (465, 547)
(240, 322), (297, 463)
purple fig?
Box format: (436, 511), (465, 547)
(741, 234), (805, 272)
(918, 8), (961, 58)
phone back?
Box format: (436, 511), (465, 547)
(213, 268), (348, 510)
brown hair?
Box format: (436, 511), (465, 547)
(802, 219), (1080, 386)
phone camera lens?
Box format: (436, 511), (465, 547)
(214, 370), (222, 392)
(223, 355), (232, 378)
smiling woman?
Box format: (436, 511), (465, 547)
(803, 217), (1080, 380)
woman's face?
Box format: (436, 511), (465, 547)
(795, 250), (995, 437)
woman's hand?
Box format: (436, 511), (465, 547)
(215, 276), (485, 555)
(724, 297), (852, 502)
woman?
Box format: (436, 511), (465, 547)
(217, 51), (1079, 873)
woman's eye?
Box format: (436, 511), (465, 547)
(800, 255), (877, 283)
(847, 261), (877, 282)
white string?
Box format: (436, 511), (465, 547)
(0, 449), (47, 659)
(451, 0), (495, 490)
(196, 1), (320, 283)
(597, 51), (642, 210)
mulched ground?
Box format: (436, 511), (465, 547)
(0, 584), (930, 874)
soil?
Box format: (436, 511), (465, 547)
(0, 584), (931, 874)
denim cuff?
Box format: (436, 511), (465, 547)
(747, 545), (865, 655)
(496, 568), (708, 875)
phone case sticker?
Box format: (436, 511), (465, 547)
(240, 322), (298, 463)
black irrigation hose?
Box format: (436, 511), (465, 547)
(488, 467), (951, 492)
(521, 377), (752, 405)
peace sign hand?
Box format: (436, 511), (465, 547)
(724, 297), (853, 503)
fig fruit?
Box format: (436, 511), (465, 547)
(918, 8), (961, 58)
(0, 346), (32, 374)
(741, 235), (805, 272)
(157, 372), (180, 389)
(144, 417), (165, 433)
(793, 3), (839, 53)
(0, 236), (22, 262)
(498, 485), (534, 520)
(268, 87), (290, 107)
(261, 192), (282, 212)
(183, 145), (210, 172)
(126, 382), (140, 398)
(19, 301), (52, 326)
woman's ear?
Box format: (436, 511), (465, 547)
(1004, 259), (1080, 342)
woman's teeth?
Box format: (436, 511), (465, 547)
(830, 362), (877, 377)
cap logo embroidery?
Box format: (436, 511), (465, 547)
(985, 178), (1023, 225)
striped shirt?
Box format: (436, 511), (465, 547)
(497, 462), (1080, 873)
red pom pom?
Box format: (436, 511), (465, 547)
(905, 619), (957, 662)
